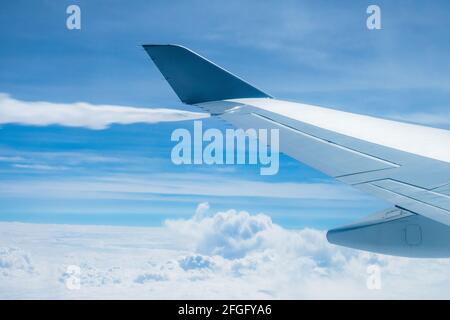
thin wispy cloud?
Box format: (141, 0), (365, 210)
(0, 149), (131, 167)
(0, 173), (367, 201)
(0, 93), (209, 130)
(12, 163), (69, 171)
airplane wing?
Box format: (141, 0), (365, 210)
(143, 44), (450, 257)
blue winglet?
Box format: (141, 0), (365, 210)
(143, 44), (272, 105)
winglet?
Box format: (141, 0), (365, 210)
(143, 44), (271, 105)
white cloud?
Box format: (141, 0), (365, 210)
(2, 204), (450, 299)
(12, 163), (69, 171)
(0, 247), (35, 276)
(0, 173), (367, 201)
(0, 93), (209, 130)
(193, 202), (210, 221)
(166, 208), (276, 259)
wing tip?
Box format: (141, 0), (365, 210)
(142, 44), (271, 104)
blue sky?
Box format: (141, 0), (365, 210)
(1, 0), (449, 228)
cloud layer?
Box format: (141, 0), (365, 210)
(0, 173), (366, 201)
(2, 203), (450, 299)
(0, 93), (208, 130)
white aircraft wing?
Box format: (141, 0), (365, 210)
(143, 44), (450, 257)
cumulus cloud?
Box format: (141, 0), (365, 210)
(163, 207), (450, 298)
(193, 202), (210, 221)
(0, 247), (35, 276)
(166, 205), (279, 259)
(0, 93), (208, 130)
(179, 255), (215, 271)
(2, 205), (450, 299)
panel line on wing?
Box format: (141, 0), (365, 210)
(432, 182), (450, 191)
(367, 182), (450, 213)
(373, 179), (450, 202)
(251, 112), (400, 168)
(334, 167), (397, 179)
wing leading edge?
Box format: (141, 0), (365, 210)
(144, 44), (450, 257)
